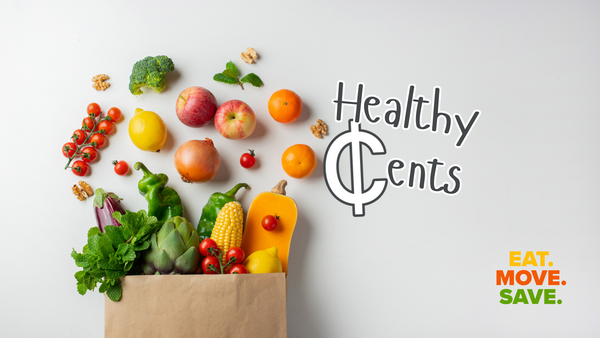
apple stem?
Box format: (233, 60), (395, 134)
(179, 95), (187, 103)
(238, 82), (244, 90)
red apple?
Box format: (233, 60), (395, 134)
(214, 100), (256, 140)
(176, 86), (217, 127)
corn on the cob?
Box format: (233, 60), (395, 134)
(210, 201), (244, 265)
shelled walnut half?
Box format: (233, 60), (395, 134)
(92, 74), (110, 91)
(310, 119), (328, 138)
(72, 181), (94, 201)
(241, 48), (258, 64)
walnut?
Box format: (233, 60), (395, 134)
(92, 74), (109, 82)
(92, 81), (110, 91)
(72, 181), (93, 201)
(310, 125), (322, 139)
(78, 181), (93, 197)
(247, 47), (258, 59)
(92, 74), (110, 91)
(72, 185), (86, 201)
(241, 47), (258, 64)
(311, 119), (328, 138)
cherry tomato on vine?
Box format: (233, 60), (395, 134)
(107, 107), (122, 122)
(82, 116), (96, 131)
(63, 142), (77, 158)
(199, 238), (219, 257)
(89, 133), (107, 148)
(87, 103), (101, 118)
(225, 247), (245, 266)
(71, 160), (89, 176)
(71, 129), (87, 145)
(81, 147), (98, 163)
(98, 120), (115, 135)
(113, 160), (129, 175)
(202, 256), (221, 274)
(262, 214), (279, 231)
(229, 264), (248, 274)
(240, 149), (256, 168)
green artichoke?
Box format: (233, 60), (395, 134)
(143, 216), (200, 275)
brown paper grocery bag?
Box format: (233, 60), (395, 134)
(105, 273), (287, 338)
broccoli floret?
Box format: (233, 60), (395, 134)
(129, 55), (175, 95)
(154, 55), (175, 73)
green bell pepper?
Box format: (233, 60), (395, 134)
(134, 162), (183, 222)
(197, 183), (250, 240)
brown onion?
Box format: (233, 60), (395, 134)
(174, 138), (221, 183)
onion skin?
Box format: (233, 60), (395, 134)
(174, 138), (221, 183)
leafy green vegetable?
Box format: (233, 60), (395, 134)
(224, 61), (238, 78)
(213, 60), (263, 90)
(240, 73), (264, 88)
(214, 73), (238, 84)
(71, 209), (162, 301)
(93, 188), (122, 209)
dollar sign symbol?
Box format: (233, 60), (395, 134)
(324, 120), (388, 217)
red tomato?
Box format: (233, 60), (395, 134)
(262, 214), (279, 231)
(199, 238), (219, 257)
(240, 149), (256, 168)
(107, 107), (122, 122)
(71, 129), (87, 145)
(89, 133), (107, 148)
(87, 102), (101, 118)
(72, 160), (89, 176)
(113, 160), (129, 175)
(63, 142), (77, 158)
(81, 147), (98, 163)
(229, 264), (248, 274)
(98, 120), (115, 135)
(82, 116), (96, 131)
(202, 256), (221, 274)
(225, 247), (245, 265)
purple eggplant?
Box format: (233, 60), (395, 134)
(93, 188), (126, 233)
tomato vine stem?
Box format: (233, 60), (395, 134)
(64, 113), (111, 170)
(206, 247), (237, 274)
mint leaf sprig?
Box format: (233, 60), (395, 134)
(213, 61), (263, 90)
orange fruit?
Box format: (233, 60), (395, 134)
(281, 144), (317, 179)
(268, 89), (303, 123)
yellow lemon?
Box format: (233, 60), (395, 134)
(128, 108), (167, 152)
(243, 247), (283, 274)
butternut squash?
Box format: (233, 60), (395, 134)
(241, 180), (297, 274)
